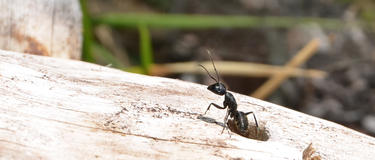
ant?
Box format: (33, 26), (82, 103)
(199, 52), (259, 135)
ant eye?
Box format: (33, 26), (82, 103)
(216, 85), (221, 90)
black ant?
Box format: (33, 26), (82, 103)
(199, 52), (259, 135)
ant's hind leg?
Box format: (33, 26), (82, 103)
(244, 111), (259, 128)
(204, 103), (226, 115)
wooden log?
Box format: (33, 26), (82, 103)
(0, 0), (82, 59)
(0, 50), (374, 159)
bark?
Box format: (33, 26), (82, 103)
(0, 50), (374, 160)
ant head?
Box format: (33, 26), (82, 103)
(199, 50), (227, 95)
(207, 83), (226, 95)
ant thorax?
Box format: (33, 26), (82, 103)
(224, 92), (237, 113)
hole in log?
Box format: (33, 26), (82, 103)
(198, 115), (269, 141)
(227, 119), (269, 141)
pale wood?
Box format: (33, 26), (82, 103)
(151, 61), (327, 78)
(0, 50), (374, 160)
(0, 0), (82, 59)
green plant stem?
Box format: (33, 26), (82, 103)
(80, 0), (94, 62)
(93, 13), (354, 30)
(138, 24), (153, 74)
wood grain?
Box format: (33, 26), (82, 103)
(0, 50), (374, 160)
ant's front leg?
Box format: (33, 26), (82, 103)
(203, 103), (227, 115)
(221, 109), (230, 134)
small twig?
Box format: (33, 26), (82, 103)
(150, 61), (326, 79)
(302, 143), (321, 160)
(251, 38), (320, 99)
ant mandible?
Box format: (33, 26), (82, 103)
(199, 51), (259, 135)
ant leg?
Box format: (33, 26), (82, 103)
(204, 103), (226, 115)
(244, 111), (259, 128)
(221, 110), (230, 134)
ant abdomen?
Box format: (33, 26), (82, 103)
(234, 111), (250, 134)
(227, 111), (269, 141)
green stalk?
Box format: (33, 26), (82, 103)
(93, 13), (350, 30)
(80, 0), (94, 62)
(138, 24), (153, 74)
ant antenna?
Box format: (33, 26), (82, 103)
(199, 64), (218, 82)
(207, 50), (221, 83)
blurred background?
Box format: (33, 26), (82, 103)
(80, 0), (375, 137)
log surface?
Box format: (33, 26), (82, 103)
(0, 50), (374, 160)
(0, 0), (82, 59)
